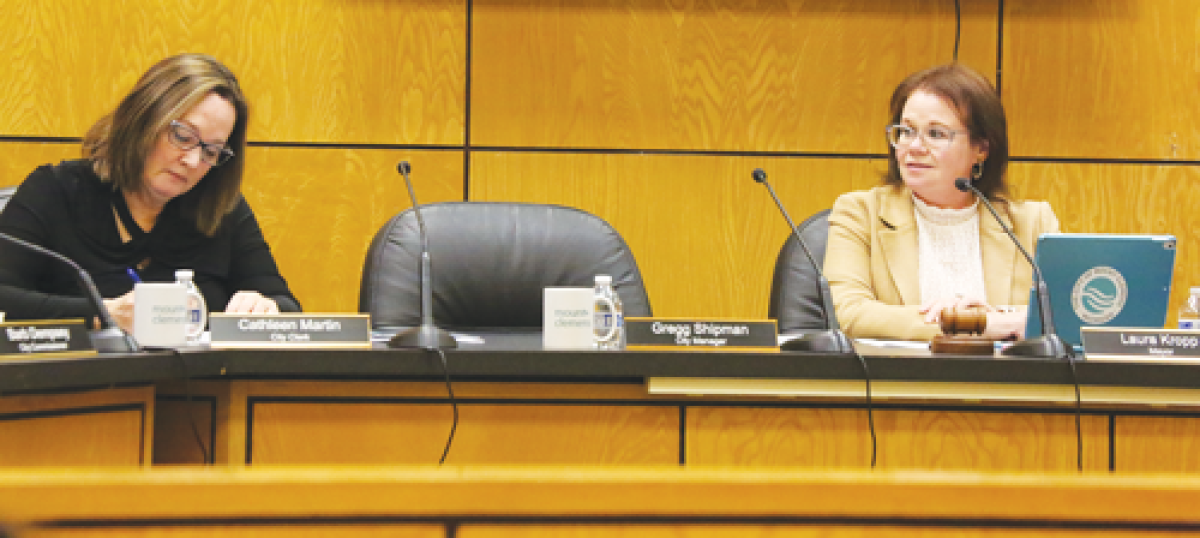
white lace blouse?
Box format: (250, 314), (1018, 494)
(913, 194), (987, 304)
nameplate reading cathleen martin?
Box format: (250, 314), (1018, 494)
(0, 319), (96, 358)
(624, 318), (778, 351)
(1081, 327), (1200, 362)
(209, 314), (371, 349)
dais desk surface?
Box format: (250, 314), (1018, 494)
(1, 332), (1198, 397)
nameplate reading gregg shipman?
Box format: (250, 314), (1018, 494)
(209, 314), (371, 349)
(624, 318), (778, 351)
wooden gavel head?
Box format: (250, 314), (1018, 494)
(939, 305), (987, 336)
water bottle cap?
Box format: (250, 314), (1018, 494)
(595, 275), (612, 285)
(175, 269), (194, 280)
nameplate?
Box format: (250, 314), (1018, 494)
(625, 318), (778, 351)
(209, 314), (371, 349)
(1081, 327), (1200, 361)
(0, 319), (96, 358)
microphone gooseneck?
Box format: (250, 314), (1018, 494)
(388, 161), (457, 350)
(754, 169), (853, 354)
(0, 231), (139, 353)
(954, 178), (1071, 359)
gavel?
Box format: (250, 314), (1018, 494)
(939, 305), (988, 336)
(931, 305), (994, 355)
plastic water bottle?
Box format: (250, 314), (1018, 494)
(593, 275), (624, 350)
(175, 269), (207, 345)
(1179, 287), (1200, 330)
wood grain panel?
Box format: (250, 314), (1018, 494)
(0, 411), (144, 466)
(878, 408), (1108, 472)
(185, 380), (661, 401)
(471, 152), (884, 318)
(472, 0), (998, 152)
(249, 402), (679, 465)
(0, 142), (79, 187)
(155, 380), (668, 466)
(687, 407), (875, 467)
(30, 526), (444, 538)
(242, 148), (465, 313)
(1004, 1), (1200, 159)
(0, 0), (466, 144)
(0, 386), (154, 466)
(688, 407), (1109, 471)
(1114, 415), (1200, 473)
(1008, 162), (1200, 326)
(152, 398), (214, 466)
(7, 467), (1200, 529)
(460, 526), (1200, 537)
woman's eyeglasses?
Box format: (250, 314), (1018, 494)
(167, 120), (234, 167)
(886, 124), (961, 151)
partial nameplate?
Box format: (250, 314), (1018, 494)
(1082, 327), (1200, 362)
(625, 318), (778, 351)
(209, 314), (371, 349)
(0, 319), (96, 358)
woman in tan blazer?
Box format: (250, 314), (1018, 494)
(825, 64), (1060, 341)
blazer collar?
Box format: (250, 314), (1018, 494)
(876, 185), (1020, 305)
(979, 198), (1020, 304)
(876, 186), (920, 304)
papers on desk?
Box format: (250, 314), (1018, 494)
(369, 330), (484, 345)
(854, 338), (930, 350)
(453, 333), (484, 345)
(852, 338), (932, 357)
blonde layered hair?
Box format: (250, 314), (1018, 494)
(83, 53), (249, 237)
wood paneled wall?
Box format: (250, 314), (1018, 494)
(0, 0), (1195, 322)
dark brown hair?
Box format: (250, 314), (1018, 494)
(83, 53), (249, 236)
(885, 63), (1009, 201)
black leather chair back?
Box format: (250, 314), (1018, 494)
(0, 185), (15, 213)
(360, 201), (652, 329)
(768, 208), (832, 334)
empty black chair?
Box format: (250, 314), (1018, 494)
(360, 201), (651, 330)
(768, 208), (832, 334)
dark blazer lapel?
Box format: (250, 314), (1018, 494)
(877, 187), (921, 305)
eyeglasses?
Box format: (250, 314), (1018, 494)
(167, 120), (234, 167)
(886, 124), (962, 151)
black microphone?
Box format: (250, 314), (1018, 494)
(388, 161), (457, 350)
(954, 178), (1071, 359)
(0, 231), (139, 353)
(753, 169), (853, 354)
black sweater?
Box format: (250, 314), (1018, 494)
(0, 160), (300, 320)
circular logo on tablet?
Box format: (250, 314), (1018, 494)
(1071, 266), (1127, 324)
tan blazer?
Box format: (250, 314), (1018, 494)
(825, 185), (1060, 341)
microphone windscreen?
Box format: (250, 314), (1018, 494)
(954, 178), (971, 192)
(398, 161), (412, 175)
(752, 168), (767, 183)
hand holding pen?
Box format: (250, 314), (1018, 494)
(101, 267), (140, 333)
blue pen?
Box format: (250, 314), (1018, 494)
(126, 267), (142, 284)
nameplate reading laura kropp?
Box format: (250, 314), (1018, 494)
(1081, 327), (1200, 361)
(0, 319), (96, 357)
(209, 314), (371, 349)
(624, 318), (778, 351)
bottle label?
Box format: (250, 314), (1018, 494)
(594, 310), (613, 337)
(1181, 320), (1197, 330)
